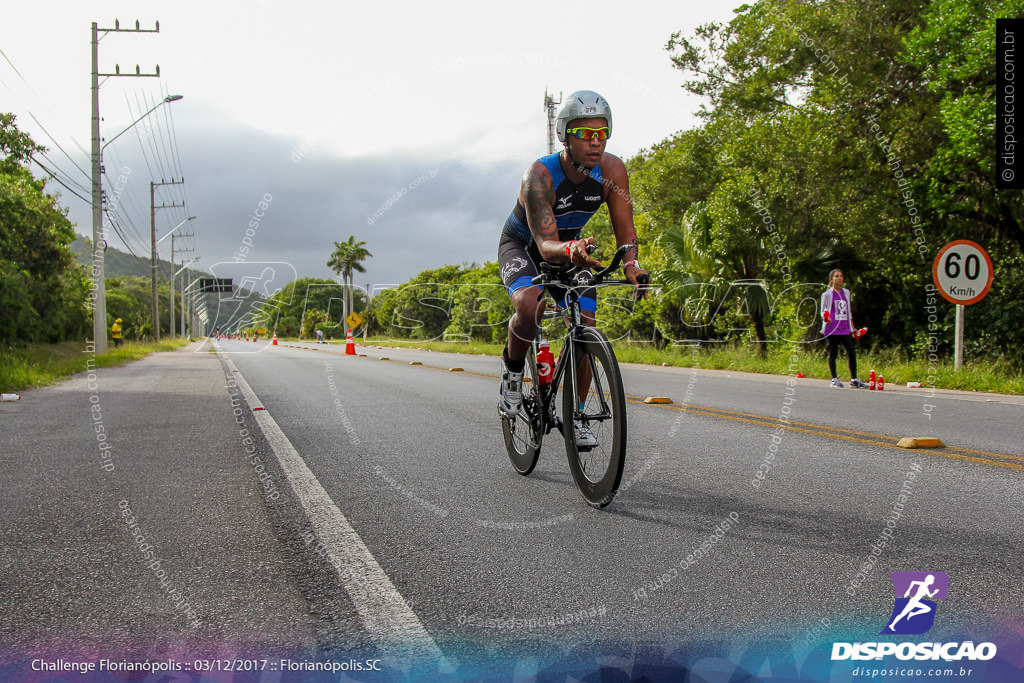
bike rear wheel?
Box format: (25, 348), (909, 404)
(562, 327), (627, 508)
(502, 353), (543, 475)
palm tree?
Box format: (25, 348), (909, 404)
(660, 202), (771, 353)
(328, 236), (373, 328)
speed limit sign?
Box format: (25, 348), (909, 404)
(933, 240), (993, 305)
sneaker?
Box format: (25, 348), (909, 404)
(849, 378), (866, 388)
(498, 362), (524, 416)
(830, 377), (844, 388)
(574, 422), (599, 448)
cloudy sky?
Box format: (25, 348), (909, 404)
(3, 0), (740, 290)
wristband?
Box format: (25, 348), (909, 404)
(624, 259), (641, 270)
(565, 241), (574, 258)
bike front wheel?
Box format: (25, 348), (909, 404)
(502, 353), (543, 475)
(562, 327), (627, 508)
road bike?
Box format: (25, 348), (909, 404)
(499, 245), (646, 508)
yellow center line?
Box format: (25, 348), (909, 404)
(624, 393), (900, 441)
(332, 351), (1024, 473)
(623, 400), (1021, 473)
(947, 445), (1024, 463)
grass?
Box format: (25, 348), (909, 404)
(348, 336), (1023, 395)
(0, 338), (192, 393)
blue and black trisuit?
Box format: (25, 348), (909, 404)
(497, 152), (605, 312)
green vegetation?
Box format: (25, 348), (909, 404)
(363, 262), (510, 344)
(7, 2), (1023, 398)
(1, 114), (90, 344)
(0, 339), (192, 393)
(250, 277), (367, 338)
(104, 276), (185, 340)
(347, 0), (1023, 385)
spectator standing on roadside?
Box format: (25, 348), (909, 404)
(821, 269), (866, 388)
(111, 318), (123, 348)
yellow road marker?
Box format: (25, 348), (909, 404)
(644, 397), (673, 404)
(897, 437), (946, 449)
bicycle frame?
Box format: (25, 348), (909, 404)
(530, 268), (628, 438)
(501, 243), (645, 506)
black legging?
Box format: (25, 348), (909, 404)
(827, 334), (857, 379)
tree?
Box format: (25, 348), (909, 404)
(327, 236), (373, 328)
(903, 0), (1024, 252)
(637, 0), (1024, 364)
(249, 278), (363, 338)
(1, 114), (89, 343)
(659, 203), (771, 352)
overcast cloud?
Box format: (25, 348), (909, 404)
(3, 0), (740, 287)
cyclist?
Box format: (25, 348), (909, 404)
(497, 90), (648, 445)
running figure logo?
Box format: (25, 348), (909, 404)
(881, 571), (949, 635)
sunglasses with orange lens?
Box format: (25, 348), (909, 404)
(566, 126), (610, 140)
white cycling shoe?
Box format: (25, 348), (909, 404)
(498, 363), (523, 417)
(574, 423), (599, 448)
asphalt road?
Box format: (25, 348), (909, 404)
(3, 337), (1022, 680)
(224, 339), (1024, 658)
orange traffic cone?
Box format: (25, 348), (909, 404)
(345, 328), (356, 355)
(272, 332), (278, 346)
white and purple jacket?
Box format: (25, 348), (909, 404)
(821, 287), (853, 336)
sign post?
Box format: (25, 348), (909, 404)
(932, 241), (994, 370)
(345, 311), (364, 333)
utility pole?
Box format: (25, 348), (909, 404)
(91, 19), (160, 353)
(170, 233), (194, 337)
(180, 262), (200, 339)
(544, 88), (562, 155)
(150, 179), (184, 340)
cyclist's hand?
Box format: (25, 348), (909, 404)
(567, 237), (602, 269)
(626, 264), (650, 300)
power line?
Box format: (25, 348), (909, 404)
(103, 145), (152, 250)
(31, 156), (92, 205)
(127, 91), (161, 182)
(38, 152), (91, 195)
(0, 46), (34, 94)
(104, 210), (150, 262)
(29, 113), (91, 182)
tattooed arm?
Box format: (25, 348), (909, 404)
(520, 161), (600, 267)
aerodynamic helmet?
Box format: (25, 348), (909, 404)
(556, 90), (612, 143)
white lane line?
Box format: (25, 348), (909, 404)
(219, 348), (442, 660)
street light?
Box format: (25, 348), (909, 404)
(101, 95), (183, 152)
(157, 214), (195, 246)
(91, 93), (183, 352)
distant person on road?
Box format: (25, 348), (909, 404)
(111, 318), (123, 347)
(315, 329), (324, 343)
(821, 269), (865, 388)
(496, 90), (649, 447)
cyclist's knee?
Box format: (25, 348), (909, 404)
(512, 287), (546, 320)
